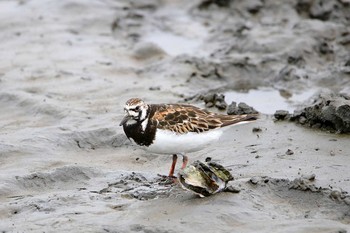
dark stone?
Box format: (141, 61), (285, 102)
(275, 66), (305, 82)
(295, 0), (348, 24)
(227, 102), (238, 115)
(227, 101), (259, 115)
(287, 53), (306, 67)
(250, 176), (259, 185)
(198, 0), (231, 9)
(224, 185), (241, 193)
(291, 92), (350, 133)
(309, 0), (333, 21)
(149, 86), (160, 91)
(201, 93), (228, 110)
(286, 149), (294, 155)
(345, 58), (350, 67)
(214, 94), (228, 109)
(252, 127), (262, 132)
(274, 110), (290, 120)
(318, 40), (333, 55)
(298, 116), (307, 124)
(246, 0), (264, 14)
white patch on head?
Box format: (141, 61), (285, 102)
(123, 101), (148, 123)
(139, 108), (147, 121)
(141, 118), (148, 131)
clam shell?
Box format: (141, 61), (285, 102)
(178, 160), (234, 197)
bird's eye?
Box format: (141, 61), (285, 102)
(135, 106), (140, 111)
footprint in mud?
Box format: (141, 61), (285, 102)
(98, 172), (182, 201)
(129, 224), (176, 233)
(4, 166), (99, 195)
(247, 175), (350, 222)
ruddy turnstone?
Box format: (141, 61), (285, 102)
(120, 98), (258, 177)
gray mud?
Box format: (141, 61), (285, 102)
(291, 92), (350, 133)
(1, 0), (350, 232)
(274, 91), (350, 133)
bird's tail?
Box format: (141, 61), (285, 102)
(221, 113), (259, 127)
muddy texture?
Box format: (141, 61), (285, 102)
(247, 175), (350, 221)
(292, 92), (350, 133)
(275, 92), (350, 133)
(98, 172), (179, 201)
(200, 93), (228, 110)
(227, 101), (259, 115)
(274, 110), (291, 120)
(1, 0), (350, 232)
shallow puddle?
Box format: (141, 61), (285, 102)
(225, 88), (317, 114)
(143, 31), (200, 56)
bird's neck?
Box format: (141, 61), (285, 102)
(123, 106), (156, 146)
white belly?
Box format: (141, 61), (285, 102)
(145, 129), (223, 154)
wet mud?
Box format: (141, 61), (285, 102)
(1, 0), (350, 232)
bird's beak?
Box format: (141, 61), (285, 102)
(119, 115), (130, 126)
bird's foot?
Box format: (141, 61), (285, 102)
(156, 174), (178, 185)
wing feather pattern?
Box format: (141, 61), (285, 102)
(150, 104), (257, 134)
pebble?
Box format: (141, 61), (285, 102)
(330, 189), (342, 201)
(286, 149), (294, 155)
(252, 127), (262, 133)
(250, 176), (260, 185)
(274, 110), (290, 120)
(224, 186), (241, 193)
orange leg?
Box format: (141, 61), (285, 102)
(168, 154), (178, 177)
(169, 154), (188, 178)
(181, 154), (188, 169)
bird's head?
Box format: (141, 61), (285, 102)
(119, 98), (149, 126)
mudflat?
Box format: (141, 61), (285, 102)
(0, 1), (349, 232)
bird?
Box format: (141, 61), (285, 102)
(119, 98), (258, 178)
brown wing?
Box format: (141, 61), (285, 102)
(150, 104), (257, 134)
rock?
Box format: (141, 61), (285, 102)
(291, 92), (350, 133)
(275, 66), (308, 82)
(344, 197), (350, 205)
(287, 52), (306, 67)
(289, 177), (320, 192)
(245, 0), (264, 14)
(250, 176), (260, 185)
(302, 174), (316, 181)
(224, 185), (241, 193)
(132, 42), (166, 60)
(198, 0), (231, 9)
(309, 0), (333, 21)
(227, 102), (238, 114)
(214, 94), (228, 109)
(274, 110), (290, 120)
(227, 101), (258, 115)
(295, 0), (349, 24)
(318, 40), (333, 55)
(345, 58), (350, 67)
(330, 189), (342, 201)
(298, 116), (307, 124)
(252, 127), (262, 133)
(201, 93), (228, 110)
(149, 86), (161, 91)
(285, 149), (294, 155)
(238, 102), (257, 114)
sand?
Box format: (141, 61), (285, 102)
(0, 0), (349, 232)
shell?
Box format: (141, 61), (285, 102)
(178, 160), (234, 197)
